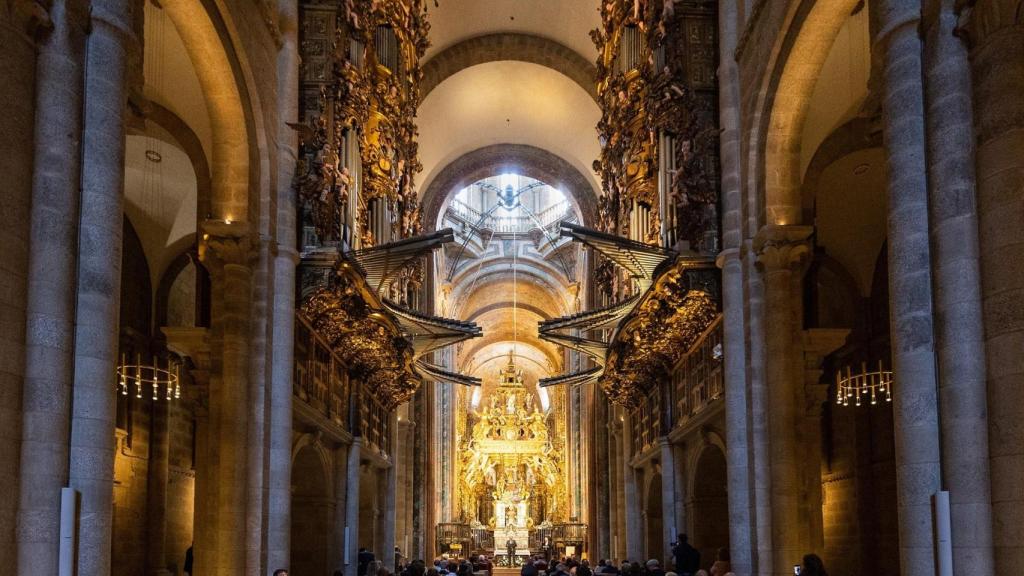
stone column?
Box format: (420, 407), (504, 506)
(332, 443), (350, 572)
(383, 414), (398, 573)
(609, 414), (624, 561)
(344, 438), (364, 576)
(715, 18), (756, 549)
(873, 2), (943, 573)
(146, 400), (172, 575)
(754, 225), (811, 576)
(266, 241), (297, 576)
(0, 0), (43, 563)
(164, 328), (211, 576)
(921, 2), (996, 572)
(201, 223), (255, 576)
(16, 0), (88, 572)
(622, 414), (642, 562)
(267, 0), (300, 567)
(800, 329), (849, 559)
(246, 239), (270, 576)
(658, 437), (679, 565)
(67, 0), (135, 571)
(966, 5), (1024, 573)
(745, 244), (772, 576)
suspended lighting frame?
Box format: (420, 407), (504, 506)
(836, 360), (892, 407)
(117, 352), (182, 401)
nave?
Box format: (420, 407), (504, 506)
(1, 0), (1023, 575)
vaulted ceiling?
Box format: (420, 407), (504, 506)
(417, 0), (603, 205)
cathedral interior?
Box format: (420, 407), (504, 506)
(1, 0), (1023, 575)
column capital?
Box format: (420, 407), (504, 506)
(753, 224), (813, 272)
(952, 0), (1022, 50)
(200, 220), (257, 273)
(5, 0), (50, 41)
(715, 247), (742, 269)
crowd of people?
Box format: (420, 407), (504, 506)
(270, 538), (830, 576)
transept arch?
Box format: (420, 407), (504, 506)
(290, 443), (332, 576)
(743, 0), (863, 228)
(420, 33), (598, 101)
(158, 0), (258, 223)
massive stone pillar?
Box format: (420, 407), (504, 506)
(744, 245), (772, 576)
(267, 0), (300, 569)
(754, 225), (811, 576)
(967, 5), (1024, 574)
(67, 0), (135, 571)
(716, 0), (754, 572)
(920, 0), (995, 572)
(344, 438), (363, 576)
(332, 443), (350, 572)
(874, 2), (943, 573)
(658, 437), (680, 565)
(0, 0), (43, 563)
(146, 400), (172, 576)
(200, 224), (255, 576)
(15, 0), (88, 572)
(383, 414), (398, 573)
(622, 414), (642, 562)
(800, 329), (849, 559)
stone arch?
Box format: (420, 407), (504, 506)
(145, 102), (213, 225)
(644, 470), (665, 562)
(155, 245), (200, 329)
(421, 144), (599, 231)
(421, 33), (598, 101)
(689, 443), (729, 570)
(800, 117), (882, 223)
(159, 0), (257, 223)
(291, 442), (333, 576)
(745, 0), (863, 228)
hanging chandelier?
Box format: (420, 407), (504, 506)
(117, 353), (181, 401)
(836, 360), (893, 407)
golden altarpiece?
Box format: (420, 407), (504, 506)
(455, 353), (567, 562)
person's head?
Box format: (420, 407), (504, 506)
(427, 568), (439, 576)
(666, 572), (678, 576)
(695, 571), (708, 576)
(645, 560), (660, 570)
(273, 570), (289, 576)
(801, 554), (827, 576)
(376, 567), (390, 576)
(679, 534), (688, 544)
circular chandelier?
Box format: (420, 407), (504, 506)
(117, 353), (181, 401)
(836, 360), (892, 407)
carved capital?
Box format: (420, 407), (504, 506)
(715, 247), (741, 269)
(5, 0), (51, 40)
(753, 224), (813, 273)
(200, 220), (256, 274)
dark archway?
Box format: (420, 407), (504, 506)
(690, 445), (728, 570)
(645, 472), (664, 562)
(291, 445), (332, 576)
(359, 465), (381, 558)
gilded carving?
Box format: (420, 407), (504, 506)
(299, 266), (418, 410)
(600, 260), (720, 407)
(293, 0), (430, 248)
(591, 0), (720, 297)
